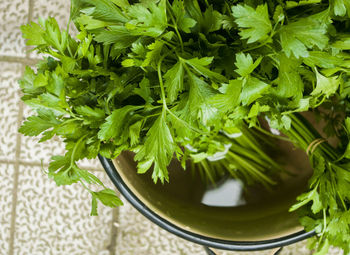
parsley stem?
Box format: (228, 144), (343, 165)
(166, 0), (184, 52)
(70, 135), (87, 167)
(157, 55), (168, 110)
(253, 125), (291, 142)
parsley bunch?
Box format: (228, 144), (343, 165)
(19, 0), (350, 253)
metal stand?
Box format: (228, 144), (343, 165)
(204, 246), (284, 255)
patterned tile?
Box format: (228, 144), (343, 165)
(0, 0), (29, 57)
(0, 163), (15, 255)
(13, 165), (115, 255)
(115, 198), (207, 255)
(0, 62), (23, 161)
(32, 0), (71, 29)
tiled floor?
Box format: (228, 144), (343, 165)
(0, 0), (344, 254)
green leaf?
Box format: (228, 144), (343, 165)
(232, 4), (272, 43)
(48, 155), (79, 186)
(121, 59), (135, 67)
(90, 188), (123, 216)
(279, 17), (328, 58)
(187, 71), (217, 125)
(171, 0), (196, 33)
(164, 62), (184, 103)
(75, 105), (105, 119)
(281, 115), (292, 130)
(311, 69), (340, 98)
(93, 26), (137, 48)
(289, 188), (323, 214)
(25, 93), (68, 115)
(129, 120), (143, 146)
(234, 52), (262, 77)
(79, 0), (128, 23)
(333, 0), (350, 16)
(21, 21), (46, 46)
(142, 40), (164, 68)
(19, 109), (61, 136)
(133, 78), (154, 104)
(210, 79), (242, 113)
(332, 35), (350, 51)
(240, 77), (269, 105)
(183, 57), (227, 83)
(135, 111), (175, 183)
(276, 54), (304, 98)
(92, 188), (123, 207)
(98, 105), (140, 141)
(126, 0), (167, 37)
(303, 51), (342, 69)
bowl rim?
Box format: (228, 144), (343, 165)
(99, 155), (316, 251)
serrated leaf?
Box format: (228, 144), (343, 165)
(276, 54), (304, 99)
(91, 188), (123, 215)
(183, 57), (227, 83)
(21, 21), (46, 46)
(280, 17), (328, 58)
(333, 0), (350, 17)
(76, 105), (105, 119)
(98, 105), (140, 141)
(133, 78), (154, 104)
(164, 62), (184, 103)
(142, 40), (164, 68)
(232, 4), (272, 43)
(19, 110), (61, 136)
(235, 52), (262, 77)
(135, 111), (175, 183)
(311, 69), (340, 98)
(240, 77), (269, 105)
(210, 79), (242, 113)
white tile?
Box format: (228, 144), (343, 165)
(0, 163), (15, 254)
(0, 0), (29, 57)
(0, 62), (23, 161)
(14, 165), (115, 255)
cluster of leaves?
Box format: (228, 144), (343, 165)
(19, 0), (350, 253)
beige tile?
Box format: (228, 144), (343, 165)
(115, 198), (207, 255)
(32, 0), (71, 29)
(0, 62), (23, 161)
(0, 163), (15, 254)
(13, 164), (115, 255)
(0, 0), (29, 57)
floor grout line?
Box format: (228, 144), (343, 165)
(8, 74), (25, 255)
(0, 159), (104, 172)
(26, 0), (34, 59)
(8, 1), (35, 252)
(0, 55), (40, 65)
(107, 207), (120, 255)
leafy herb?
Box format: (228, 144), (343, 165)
(19, 0), (350, 253)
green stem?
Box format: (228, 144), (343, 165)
(253, 125), (291, 142)
(70, 135), (87, 166)
(166, 0), (184, 52)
